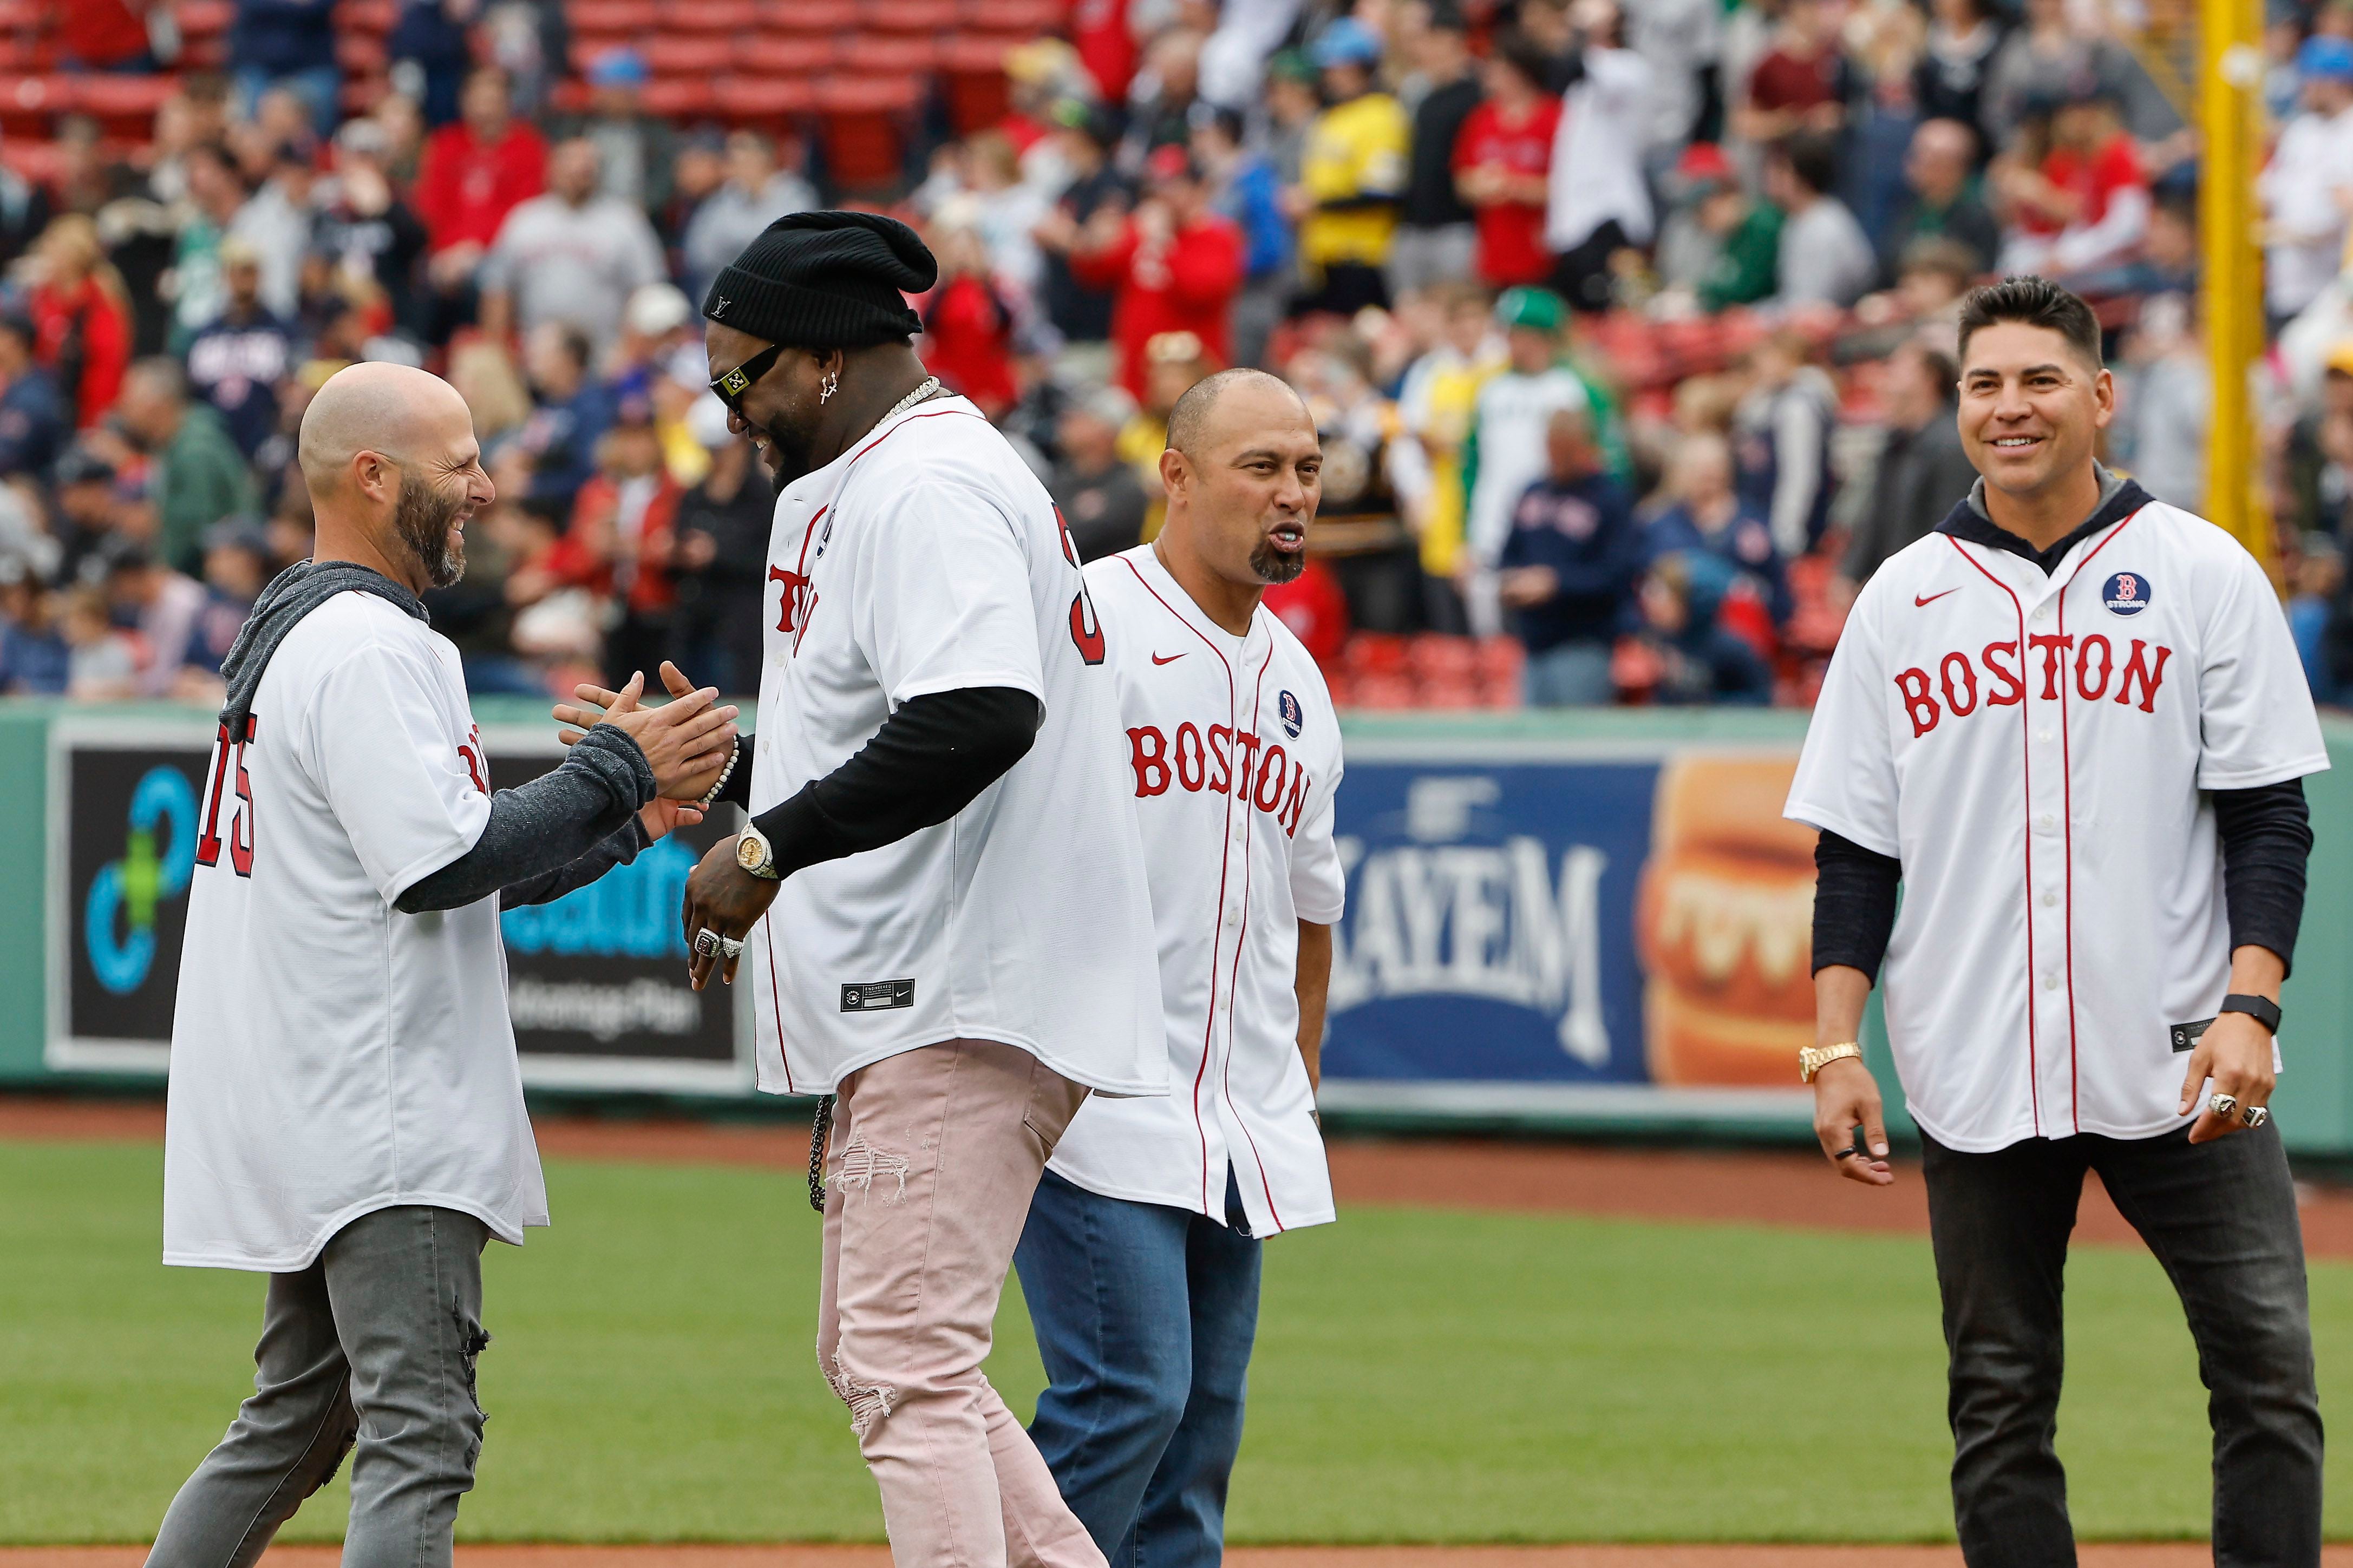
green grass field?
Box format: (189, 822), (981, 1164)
(7, 1137), (2352, 1545)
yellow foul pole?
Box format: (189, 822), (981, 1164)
(2200, 0), (2272, 570)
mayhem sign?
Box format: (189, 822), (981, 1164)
(1317, 739), (1819, 1123)
(47, 718), (746, 1092)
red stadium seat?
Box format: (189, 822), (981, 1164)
(865, 0), (959, 32)
(0, 75), (67, 136)
(741, 34), (838, 75)
(660, 0), (759, 31)
(639, 77), (718, 118)
(69, 74), (175, 139)
(0, 0), (39, 28)
(839, 36), (938, 76)
(813, 75), (921, 191)
(715, 76), (813, 129)
(568, 0), (658, 38)
(938, 34), (1012, 135)
(1407, 632), (1478, 683)
(1343, 633), (1409, 679)
(0, 136), (63, 191)
(754, 0), (858, 31)
(640, 36), (735, 76)
(546, 78), (592, 115)
(1347, 674), (1420, 711)
(961, 0), (1066, 27)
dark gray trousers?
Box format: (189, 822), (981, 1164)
(146, 1205), (493, 1568)
(1922, 1124), (2322, 1567)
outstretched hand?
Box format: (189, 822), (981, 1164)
(552, 661), (737, 802)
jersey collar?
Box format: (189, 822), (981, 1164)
(1130, 543), (1261, 652)
(1933, 464), (2153, 577)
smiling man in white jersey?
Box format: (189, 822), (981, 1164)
(660, 211), (1161, 1568)
(1013, 369), (1344, 1567)
(1787, 277), (2326, 1565)
(150, 362), (736, 1568)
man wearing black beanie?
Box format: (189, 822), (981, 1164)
(665, 211), (1165, 1567)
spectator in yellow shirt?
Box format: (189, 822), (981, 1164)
(1287, 16), (1410, 316)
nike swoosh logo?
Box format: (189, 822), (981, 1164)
(1151, 652), (1186, 665)
(1915, 588), (1959, 607)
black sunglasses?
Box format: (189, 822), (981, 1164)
(710, 344), (782, 415)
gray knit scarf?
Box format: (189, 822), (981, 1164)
(218, 560), (428, 737)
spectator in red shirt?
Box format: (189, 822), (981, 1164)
(1070, 147), (1245, 400)
(1995, 89), (2149, 276)
(57, 0), (159, 71)
(921, 221), (1019, 419)
(415, 67), (547, 337)
(28, 216), (133, 431)
(1736, 0), (1849, 145)
(1455, 32), (1561, 288)
(551, 400), (679, 681)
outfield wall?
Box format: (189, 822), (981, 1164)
(9, 698), (2353, 1154)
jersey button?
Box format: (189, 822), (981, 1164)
(2032, 605), (2049, 622)
(2042, 890), (2058, 907)
(2043, 973), (2060, 990)
(2036, 813), (2054, 830)
(2036, 730), (2052, 743)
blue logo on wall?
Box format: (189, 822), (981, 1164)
(501, 836), (700, 957)
(86, 766), (198, 994)
(1278, 691), (1303, 738)
(2102, 572), (2151, 615)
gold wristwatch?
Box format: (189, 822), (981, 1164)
(735, 825), (781, 880)
(1799, 1042), (1864, 1084)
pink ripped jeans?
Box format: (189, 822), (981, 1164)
(816, 1038), (1104, 1568)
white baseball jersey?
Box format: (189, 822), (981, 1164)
(1048, 547), (1346, 1235)
(742, 393), (1164, 1098)
(165, 593), (547, 1270)
(1787, 493), (2328, 1152)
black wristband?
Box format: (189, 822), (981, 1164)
(2219, 993), (2283, 1035)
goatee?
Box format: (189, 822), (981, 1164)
(394, 472), (467, 589)
(1250, 538), (1306, 585)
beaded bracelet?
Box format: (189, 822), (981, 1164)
(696, 736), (739, 812)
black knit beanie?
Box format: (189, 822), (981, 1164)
(701, 211), (936, 349)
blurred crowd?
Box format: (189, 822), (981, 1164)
(4, 0), (2353, 708)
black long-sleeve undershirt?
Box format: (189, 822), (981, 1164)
(1810, 778), (2313, 982)
(394, 726), (656, 914)
(738, 686), (1043, 882)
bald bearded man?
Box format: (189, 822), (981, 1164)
(148, 363), (736, 1568)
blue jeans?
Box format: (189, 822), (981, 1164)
(1014, 1169), (1262, 1568)
(1921, 1124), (2321, 1566)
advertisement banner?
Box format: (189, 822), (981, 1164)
(46, 717), (747, 1092)
(1319, 738), (1819, 1126)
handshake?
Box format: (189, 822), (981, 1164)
(552, 660), (741, 835)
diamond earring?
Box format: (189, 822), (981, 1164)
(820, 371), (838, 404)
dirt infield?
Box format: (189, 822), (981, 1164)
(6, 1543), (2347, 1567)
(13, 1093), (2353, 1256)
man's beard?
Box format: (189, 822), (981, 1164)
(1249, 536), (1306, 585)
(753, 416), (818, 486)
(394, 471), (466, 589)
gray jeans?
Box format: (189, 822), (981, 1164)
(147, 1205), (493, 1568)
